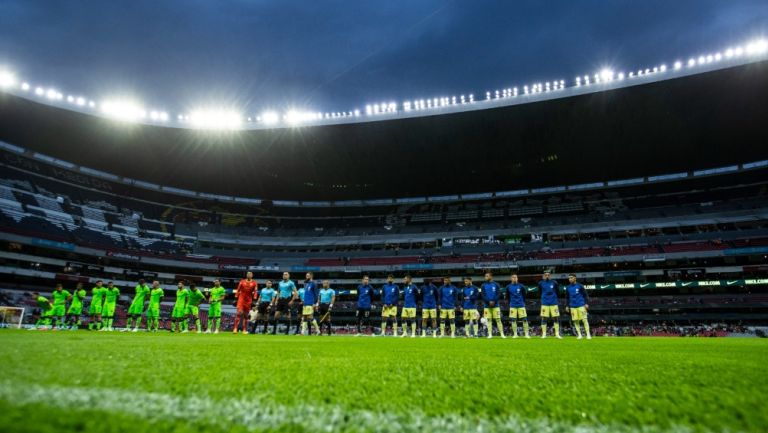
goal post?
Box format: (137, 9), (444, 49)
(0, 306), (25, 329)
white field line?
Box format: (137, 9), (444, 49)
(0, 380), (709, 433)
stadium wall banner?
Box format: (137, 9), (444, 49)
(290, 266), (321, 272)
(218, 264), (248, 271)
(604, 271), (642, 277)
(30, 238), (75, 251)
(473, 262), (518, 270)
(587, 279), (768, 290)
(248, 265), (280, 271)
(105, 251), (141, 261)
(723, 247), (768, 255)
(402, 264), (434, 270)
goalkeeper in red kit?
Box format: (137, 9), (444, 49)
(233, 271), (258, 334)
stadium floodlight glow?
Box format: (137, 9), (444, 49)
(0, 70), (17, 88)
(34, 87), (44, 96)
(688, 58), (696, 67)
(674, 60), (682, 70)
(101, 100), (145, 122)
(75, 97), (85, 106)
(599, 68), (614, 82)
(284, 109), (318, 125)
(260, 111), (278, 125)
(188, 109), (242, 129)
(745, 38), (768, 55)
(21, 82), (30, 91)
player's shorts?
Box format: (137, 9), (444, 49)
(422, 308), (437, 319)
(463, 309), (478, 321)
(257, 302), (271, 315)
(185, 305), (200, 316)
(540, 305), (560, 318)
(127, 301), (144, 315)
(400, 307), (417, 319)
(88, 302), (102, 315)
(50, 305), (65, 317)
(509, 307), (527, 319)
(318, 303), (330, 317)
(102, 302), (116, 317)
(146, 304), (160, 318)
(570, 306), (587, 321)
(483, 307), (501, 319)
(236, 301), (252, 312)
(355, 308), (371, 318)
(41, 308), (53, 318)
(67, 305), (82, 315)
(302, 305), (315, 316)
(440, 309), (455, 320)
(276, 298), (291, 313)
(381, 305), (397, 318)
(208, 303), (221, 318)
(171, 305), (186, 318)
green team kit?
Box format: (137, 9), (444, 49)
(126, 281), (151, 331)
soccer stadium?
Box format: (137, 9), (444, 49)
(1, 2), (767, 432)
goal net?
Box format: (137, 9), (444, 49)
(0, 307), (25, 329)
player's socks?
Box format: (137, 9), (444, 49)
(439, 323), (445, 337)
(410, 322), (416, 336)
(554, 322), (561, 337)
(573, 321), (582, 337)
(300, 321), (307, 335)
(523, 320), (529, 337)
(126, 317), (133, 329)
(311, 319), (320, 334)
(380, 321), (387, 335)
(195, 318), (201, 331)
(496, 319), (505, 337)
(214, 318), (220, 332)
(512, 320), (519, 337)
(541, 323), (547, 337)
(450, 323), (456, 337)
(583, 319), (591, 337)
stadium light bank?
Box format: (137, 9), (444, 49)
(0, 38), (766, 130)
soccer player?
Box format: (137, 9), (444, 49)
(126, 279), (150, 332)
(50, 283), (71, 330)
(461, 277), (480, 338)
(293, 284), (305, 335)
(171, 281), (190, 333)
(317, 280), (336, 335)
(146, 281), (164, 332)
(87, 280), (106, 330)
(300, 272), (320, 336)
(538, 271), (562, 339)
(31, 292), (53, 329)
(355, 275), (374, 336)
(380, 274), (400, 336)
(206, 279), (226, 333)
(66, 282), (86, 330)
(101, 281), (120, 331)
(273, 272), (296, 335)
(256, 280), (276, 334)
(233, 272), (258, 334)
(420, 279), (439, 338)
(481, 272), (505, 338)
(399, 275), (419, 338)
(565, 274), (591, 339)
(506, 274), (531, 338)
(186, 283), (207, 333)
(438, 277), (458, 338)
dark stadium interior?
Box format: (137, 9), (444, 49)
(2, 61), (768, 201)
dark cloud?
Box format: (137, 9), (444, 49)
(0, 0), (766, 114)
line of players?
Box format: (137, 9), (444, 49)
(28, 270), (591, 339)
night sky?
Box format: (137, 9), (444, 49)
(0, 1), (766, 116)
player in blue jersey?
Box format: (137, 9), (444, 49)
(256, 280), (276, 334)
(399, 275), (419, 337)
(480, 272), (506, 338)
(317, 280), (336, 335)
(506, 274), (531, 338)
(420, 279), (439, 338)
(538, 271), (562, 339)
(565, 274), (591, 339)
(300, 272), (321, 336)
(379, 274), (400, 336)
(438, 277), (458, 338)
(461, 277), (480, 338)
(272, 272), (297, 335)
(356, 275), (375, 336)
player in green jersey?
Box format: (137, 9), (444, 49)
(171, 281), (190, 333)
(125, 279), (150, 332)
(66, 282), (87, 329)
(146, 281), (164, 332)
(100, 281), (120, 331)
(88, 280), (106, 330)
(206, 279), (226, 334)
(50, 283), (71, 330)
(31, 292), (53, 329)
(186, 283), (206, 333)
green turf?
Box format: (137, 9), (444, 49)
(0, 330), (765, 433)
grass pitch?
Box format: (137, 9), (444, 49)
(0, 331), (765, 433)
